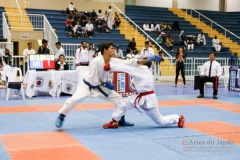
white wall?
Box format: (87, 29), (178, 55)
(178, 0), (220, 11)
(226, 0), (240, 11)
(135, 0), (172, 8)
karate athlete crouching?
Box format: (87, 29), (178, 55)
(103, 62), (185, 129)
(55, 42), (161, 128)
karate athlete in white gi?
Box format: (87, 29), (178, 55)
(103, 62), (185, 129)
(55, 42), (161, 128)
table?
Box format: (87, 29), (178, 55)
(24, 70), (80, 98)
(229, 66), (240, 92)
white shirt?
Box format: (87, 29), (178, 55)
(107, 9), (112, 20)
(197, 34), (206, 45)
(68, 4), (74, 11)
(136, 47), (154, 59)
(73, 24), (81, 33)
(212, 38), (220, 46)
(200, 60), (222, 77)
(57, 61), (66, 70)
(143, 24), (150, 30)
(126, 54), (135, 59)
(75, 47), (90, 64)
(55, 47), (65, 61)
(114, 49), (123, 58)
(88, 49), (95, 63)
(23, 48), (35, 62)
(85, 23), (94, 31)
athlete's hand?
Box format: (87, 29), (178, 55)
(104, 63), (111, 71)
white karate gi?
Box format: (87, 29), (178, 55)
(107, 8), (113, 29)
(109, 63), (179, 126)
(58, 56), (138, 115)
(212, 38), (221, 51)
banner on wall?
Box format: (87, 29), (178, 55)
(229, 66), (240, 92)
(112, 71), (137, 96)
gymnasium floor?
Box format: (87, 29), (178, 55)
(0, 82), (240, 160)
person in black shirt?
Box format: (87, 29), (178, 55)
(37, 39), (50, 54)
(3, 48), (12, 66)
(174, 47), (186, 87)
(55, 55), (69, 71)
(127, 38), (137, 53)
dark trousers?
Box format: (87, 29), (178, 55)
(199, 76), (219, 95)
(175, 67), (186, 85)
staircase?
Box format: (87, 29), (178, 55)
(169, 8), (240, 56)
(4, 7), (33, 31)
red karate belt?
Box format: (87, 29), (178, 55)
(134, 91), (154, 111)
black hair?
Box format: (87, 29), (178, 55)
(209, 52), (216, 56)
(144, 41), (149, 45)
(100, 42), (114, 55)
(42, 39), (48, 44)
(59, 54), (65, 59)
(55, 42), (61, 46)
(27, 42), (32, 46)
(81, 41), (87, 45)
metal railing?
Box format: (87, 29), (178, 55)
(2, 13), (12, 42)
(111, 3), (172, 59)
(187, 9), (240, 42)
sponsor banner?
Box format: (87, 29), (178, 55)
(229, 66), (240, 92)
(112, 71), (137, 96)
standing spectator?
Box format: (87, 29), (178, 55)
(114, 45), (123, 59)
(3, 49), (12, 66)
(23, 42), (35, 72)
(212, 36), (221, 52)
(107, 6), (113, 29)
(174, 47), (186, 87)
(197, 53), (222, 99)
(197, 32), (206, 46)
(136, 41), (154, 59)
(228, 52), (238, 66)
(55, 42), (65, 61)
(96, 18), (103, 33)
(37, 39), (50, 54)
(75, 41), (89, 66)
(85, 20), (94, 38)
(172, 20), (181, 31)
(68, 2), (75, 13)
(127, 38), (137, 53)
(88, 43), (96, 63)
(55, 55), (68, 71)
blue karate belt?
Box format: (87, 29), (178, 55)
(83, 79), (109, 97)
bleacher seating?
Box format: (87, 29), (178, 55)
(0, 7), (4, 39)
(26, 8), (130, 55)
(125, 5), (231, 58)
(189, 10), (240, 45)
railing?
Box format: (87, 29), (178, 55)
(174, 0), (240, 42)
(111, 3), (173, 59)
(187, 9), (240, 42)
(15, 0), (22, 14)
(2, 13), (12, 42)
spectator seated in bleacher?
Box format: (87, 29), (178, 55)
(55, 55), (69, 71)
(96, 18), (103, 33)
(125, 49), (136, 60)
(197, 32), (206, 46)
(143, 21), (153, 32)
(72, 21), (82, 37)
(85, 20), (94, 38)
(3, 48), (12, 66)
(212, 36), (221, 52)
(65, 18), (73, 34)
(72, 11), (81, 26)
(90, 9), (97, 21)
(156, 34), (164, 50)
(187, 35), (195, 51)
(114, 45), (123, 59)
(102, 20), (111, 33)
(66, 2), (77, 14)
(113, 12), (121, 28)
(97, 9), (104, 20)
(163, 21), (171, 31)
(150, 21), (156, 31)
(172, 20), (181, 31)
(155, 22), (165, 32)
(166, 34), (174, 51)
(179, 30), (187, 46)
